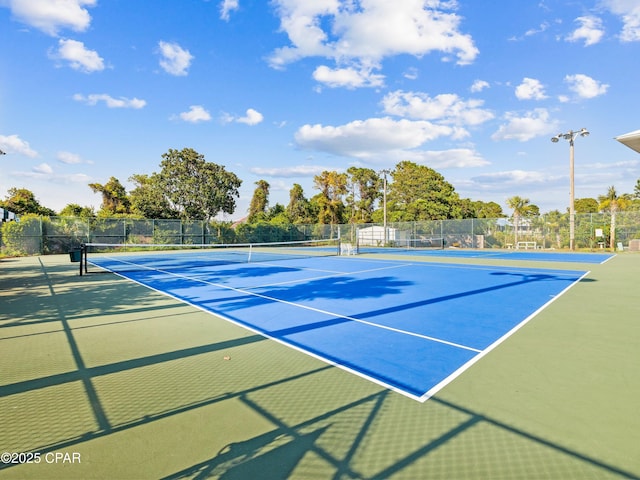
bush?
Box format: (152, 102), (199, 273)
(1, 215), (43, 256)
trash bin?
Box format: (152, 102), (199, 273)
(69, 248), (82, 262)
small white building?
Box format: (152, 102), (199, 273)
(357, 226), (408, 246)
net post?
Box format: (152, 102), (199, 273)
(80, 244), (87, 276)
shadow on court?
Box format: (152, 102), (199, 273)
(1, 255), (638, 479)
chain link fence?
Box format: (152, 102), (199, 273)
(2, 212), (640, 256)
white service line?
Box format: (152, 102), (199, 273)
(96, 257), (481, 354)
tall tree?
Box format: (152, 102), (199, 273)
(387, 161), (461, 221)
(248, 180), (270, 223)
(598, 186), (632, 249)
(159, 148), (242, 222)
(346, 167), (380, 223)
(287, 183), (313, 224)
(313, 170), (348, 225)
(506, 196), (533, 245)
(129, 173), (177, 219)
(89, 176), (131, 215)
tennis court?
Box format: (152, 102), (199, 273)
(85, 246), (590, 401)
(1, 246), (639, 479)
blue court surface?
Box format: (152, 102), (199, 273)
(359, 247), (614, 264)
(89, 254), (589, 401)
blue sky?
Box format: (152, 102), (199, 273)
(1, 0), (639, 219)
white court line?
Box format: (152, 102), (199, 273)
(91, 254), (588, 402)
(417, 269), (591, 402)
(90, 255), (481, 354)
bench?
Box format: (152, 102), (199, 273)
(516, 241), (537, 250)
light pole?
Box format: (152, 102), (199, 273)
(380, 169), (390, 245)
(551, 128), (589, 251)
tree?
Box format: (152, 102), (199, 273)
(346, 167), (380, 223)
(575, 197), (599, 213)
(313, 170), (348, 225)
(248, 180), (270, 223)
(287, 183), (313, 224)
(89, 176), (131, 216)
(473, 200), (504, 219)
(544, 209), (565, 249)
(506, 196), (533, 245)
(266, 203), (288, 224)
(59, 203), (95, 218)
(598, 186), (632, 249)
(387, 161), (461, 221)
(129, 173), (177, 219)
(457, 199), (504, 219)
(1, 188), (55, 216)
(159, 148), (242, 222)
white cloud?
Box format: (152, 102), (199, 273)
(601, 0), (640, 42)
(33, 163), (53, 175)
(73, 93), (146, 108)
(293, 119), (487, 168)
(178, 105), (212, 123)
(491, 108), (560, 142)
(268, 0), (478, 87)
(515, 77), (547, 100)
(220, 0), (239, 21)
(7, 0), (96, 36)
(13, 169), (92, 184)
(566, 16), (605, 46)
(57, 151), (92, 164)
(157, 41), (194, 76)
(238, 108), (264, 125)
(469, 170), (553, 190)
(508, 21), (552, 42)
(50, 38), (104, 73)
(470, 79), (489, 93)
(564, 74), (609, 99)
(411, 149), (489, 168)
(294, 117), (465, 159)
(525, 22), (550, 37)
(583, 159), (640, 170)
(381, 90), (494, 126)
(222, 108), (264, 126)
(313, 65), (385, 89)
(403, 67), (419, 80)
(0, 134), (38, 157)
(250, 165), (330, 177)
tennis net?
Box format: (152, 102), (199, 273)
(80, 238), (341, 275)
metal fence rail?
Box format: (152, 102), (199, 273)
(2, 213), (640, 256)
